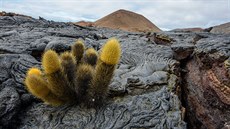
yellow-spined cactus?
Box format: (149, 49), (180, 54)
(25, 68), (64, 106)
(76, 64), (94, 102)
(71, 39), (85, 63)
(86, 38), (121, 107)
(24, 37), (121, 107)
(84, 48), (98, 66)
(60, 52), (76, 90)
(100, 38), (121, 65)
(42, 50), (73, 100)
(27, 68), (42, 76)
(42, 50), (61, 74)
(25, 68), (49, 98)
(85, 48), (97, 55)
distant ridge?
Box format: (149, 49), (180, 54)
(94, 9), (161, 32)
(210, 22), (230, 34)
(0, 11), (31, 18)
(170, 22), (230, 34)
(171, 27), (203, 32)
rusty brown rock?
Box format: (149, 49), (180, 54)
(184, 55), (230, 129)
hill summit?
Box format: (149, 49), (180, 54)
(74, 9), (161, 32)
(94, 9), (161, 32)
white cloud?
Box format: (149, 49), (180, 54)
(0, 0), (230, 30)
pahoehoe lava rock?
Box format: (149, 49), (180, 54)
(0, 13), (229, 129)
(0, 86), (20, 128)
(19, 88), (185, 129)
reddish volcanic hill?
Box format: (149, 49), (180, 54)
(94, 9), (161, 32)
(74, 21), (94, 27)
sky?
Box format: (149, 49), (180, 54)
(0, 0), (230, 30)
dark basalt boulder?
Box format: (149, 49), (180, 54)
(0, 14), (229, 129)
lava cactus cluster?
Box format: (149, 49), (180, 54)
(25, 38), (121, 107)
